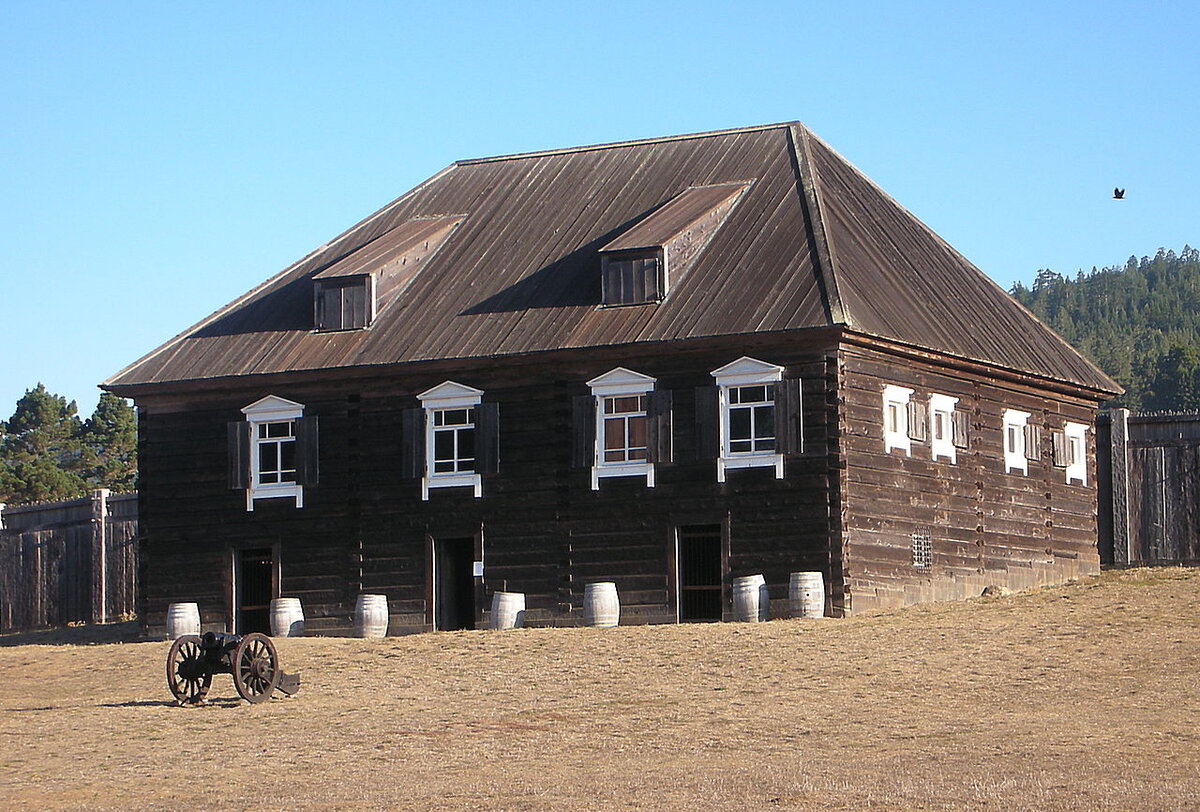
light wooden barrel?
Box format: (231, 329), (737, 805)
(732, 575), (768, 622)
(583, 582), (620, 627)
(789, 571), (826, 618)
(354, 594), (389, 638)
(166, 602), (200, 639)
(269, 597), (305, 637)
(489, 591), (525, 630)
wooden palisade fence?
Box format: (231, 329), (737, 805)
(1098, 409), (1200, 566)
(0, 490), (138, 633)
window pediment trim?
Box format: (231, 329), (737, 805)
(710, 356), (784, 386)
(241, 395), (305, 421)
(587, 367), (657, 396)
(418, 381), (484, 409)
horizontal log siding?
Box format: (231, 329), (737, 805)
(837, 344), (1101, 613)
(136, 336), (840, 634)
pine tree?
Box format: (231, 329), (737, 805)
(0, 384), (88, 503)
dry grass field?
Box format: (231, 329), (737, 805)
(2, 568), (1199, 811)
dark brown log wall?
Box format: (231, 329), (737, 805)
(135, 335), (840, 635)
(838, 343), (1101, 612)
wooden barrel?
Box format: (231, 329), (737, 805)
(489, 591), (525, 630)
(354, 594), (389, 638)
(582, 582), (620, 627)
(166, 602), (200, 639)
(269, 597), (304, 637)
(732, 575), (768, 622)
(789, 571), (826, 618)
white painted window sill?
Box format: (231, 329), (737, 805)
(423, 472), (482, 500)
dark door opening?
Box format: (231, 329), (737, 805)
(434, 537), (476, 631)
(678, 525), (723, 622)
(238, 547), (275, 634)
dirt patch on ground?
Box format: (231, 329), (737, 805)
(3, 568), (1199, 810)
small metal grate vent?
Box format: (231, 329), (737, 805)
(911, 532), (932, 568)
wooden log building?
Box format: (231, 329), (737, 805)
(103, 122), (1120, 635)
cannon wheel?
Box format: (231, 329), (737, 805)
(166, 634), (211, 705)
(232, 632), (281, 704)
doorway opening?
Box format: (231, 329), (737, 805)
(677, 524), (724, 622)
(236, 547), (275, 634)
(433, 537), (476, 630)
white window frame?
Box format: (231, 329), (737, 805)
(928, 393), (959, 463)
(586, 368), (656, 490)
(883, 385), (913, 455)
(241, 395), (305, 511)
(1003, 409), (1030, 474)
(711, 357), (784, 483)
(417, 381), (484, 501)
(1064, 421), (1087, 485)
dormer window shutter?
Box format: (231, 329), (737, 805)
(601, 250), (665, 306)
(773, 378), (803, 456)
(314, 276), (373, 331)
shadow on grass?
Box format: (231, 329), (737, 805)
(0, 621), (145, 647)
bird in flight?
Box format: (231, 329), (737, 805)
(1113, 188), (1125, 200)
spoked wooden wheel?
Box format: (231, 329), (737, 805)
(232, 632), (281, 703)
(166, 634), (212, 705)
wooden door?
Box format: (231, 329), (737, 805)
(434, 538), (475, 631)
(677, 525), (724, 622)
(237, 548), (275, 634)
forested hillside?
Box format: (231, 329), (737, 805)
(1011, 246), (1200, 410)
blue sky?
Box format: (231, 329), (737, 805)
(2, 1), (1197, 417)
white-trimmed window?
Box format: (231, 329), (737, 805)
(417, 382), (484, 500)
(883, 385), (914, 455)
(929, 394), (959, 463)
(1064, 421), (1087, 485)
(585, 368), (657, 490)
(711, 357), (784, 483)
(1003, 409), (1030, 474)
(233, 395), (317, 511)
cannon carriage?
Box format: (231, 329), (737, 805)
(166, 631), (301, 705)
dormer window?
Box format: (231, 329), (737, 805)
(314, 276), (374, 331)
(601, 250), (665, 306)
(599, 182), (748, 307)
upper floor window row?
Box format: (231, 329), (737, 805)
(229, 357), (806, 510)
(881, 385), (1086, 484)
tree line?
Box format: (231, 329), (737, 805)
(1011, 246), (1200, 411)
(0, 385), (136, 506)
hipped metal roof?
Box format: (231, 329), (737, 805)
(104, 122), (1119, 395)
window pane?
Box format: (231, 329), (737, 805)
(604, 416), (625, 452)
(279, 439), (296, 474)
(755, 404), (775, 438)
(730, 439), (752, 453)
(729, 406), (752, 441)
(628, 414), (647, 451)
(458, 427), (475, 465)
(434, 429), (455, 461)
(610, 396), (642, 414)
(265, 421), (293, 439)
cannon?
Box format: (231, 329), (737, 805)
(166, 631), (301, 705)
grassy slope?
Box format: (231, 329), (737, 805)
(2, 568), (1199, 811)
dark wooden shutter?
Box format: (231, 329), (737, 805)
(476, 402), (500, 474)
(694, 386), (720, 460)
(401, 408), (425, 479)
(295, 416), (319, 486)
(646, 389), (673, 464)
(228, 421), (251, 490)
(951, 410), (970, 449)
(571, 395), (595, 469)
(1051, 430), (1071, 468)
(774, 378), (803, 456)
(1024, 424), (1042, 461)
(907, 400), (928, 442)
